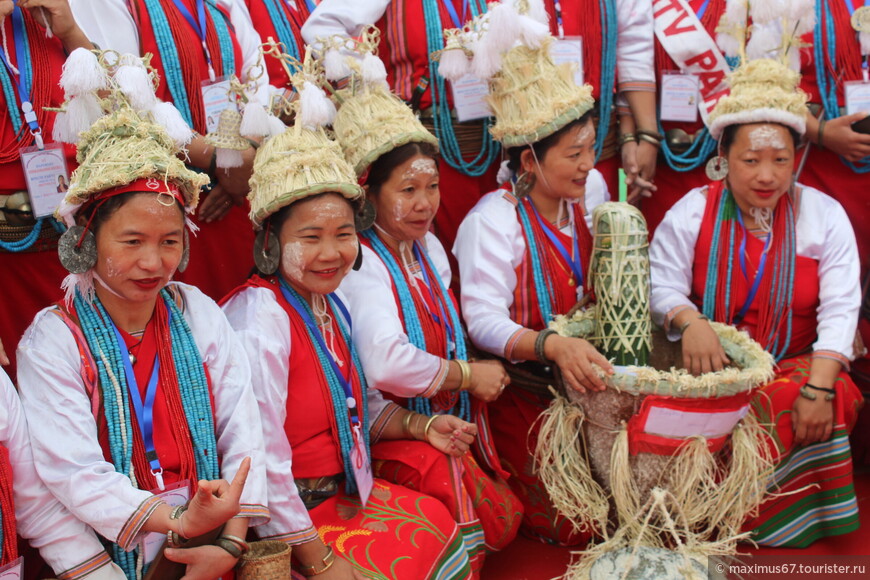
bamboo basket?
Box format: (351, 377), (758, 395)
(236, 541), (292, 580)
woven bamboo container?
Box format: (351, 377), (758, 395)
(236, 540), (292, 580)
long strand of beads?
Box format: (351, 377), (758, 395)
(658, 124), (718, 171)
(206, 2), (235, 76)
(594, 0), (617, 160)
(702, 191), (727, 319)
(517, 201), (554, 325)
(0, 218), (44, 252)
(142, 0), (194, 125)
(262, 0), (301, 60)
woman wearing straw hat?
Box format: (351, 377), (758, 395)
(324, 35), (522, 574)
(222, 59), (480, 579)
(0, 366), (127, 579)
(450, 8), (613, 546)
(15, 53), (269, 579)
(650, 1), (863, 548)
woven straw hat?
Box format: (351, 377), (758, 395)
(248, 124), (363, 227)
(708, 0), (813, 139)
(204, 108), (251, 151)
(434, 0), (594, 148)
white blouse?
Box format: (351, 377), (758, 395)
(222, 286), (397, 544)
(1, 370), (125, 580)
(649, 185), (861, 359)
(340, 232), (452, 398)
(453, 169), (610, 359)
(301, 0), (655, 90)
(70, 0), (271, 104)
(16, 284), (269, 553)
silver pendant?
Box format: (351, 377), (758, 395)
(58, 225), (98, 274)
(705, 156), (729, 181)
(253, 228), (281, 275)
(178, 230), (191, 273)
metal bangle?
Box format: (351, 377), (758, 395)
(637, 128), (664, 141)
(423, 415), (439, 442)
(456, 360), (472, 391)
(535, 329), (556, 364)
(401, 412), (414, 439)
(637, 132), (662, 148)
(299, 545), (336, 576)
(618, 132), (636, 147)
(805, 383), (836, 401)
(215, 537), (244, 559)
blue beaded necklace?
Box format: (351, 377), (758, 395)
(594, 0), (617, 160)
(140, 0), (236, 127)
(361, 230), (470, 421)
(516, 197), (557, 326)
(278, 278), (371, 493)
(815, 0), (870, 173)
(421, 0), (499, 176)
(262, 0), (302, 61)
(0, 7), (31, 134)
(72, 287), (218, 577)
(701, 189), (794, 361)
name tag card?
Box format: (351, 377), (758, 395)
(350, 424), (373, 507)
(19, 142), (70, 218)
(141, 480), (192, 566)
(845, 80), (870, 116)
(201, 77), (234, 134)
(551, 36), (584, 87)
(660, 72), (701, 122)
(450, 75), (492, 122)
(0, 558), (23, 580)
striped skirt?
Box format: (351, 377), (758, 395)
(745, 355), (864, 547)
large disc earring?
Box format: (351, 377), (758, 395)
(58, 225), (97, 273)
(253, 228), (280, 275)
(515, 171), (535, 198)
(355, 199), (377, 231)
(705, 156), (729, 181)
(177, 230), (191, 273)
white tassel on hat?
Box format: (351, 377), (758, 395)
(240, 100), (273, 138)
(115, 63), (157, 110)
(469, 37), (503, 80)
(216, 148), (244, 169)
(517, 14), (550, 49)
(149, 101), (194, 147)
(299, 81), (337, 129)
(749, 0), (785, 25)
(267, 114), (287, 136)
(60, 48), (109, 98)
(361, 52), (389, 88)
(53, 93), (103, 144)
(486, 2), (524, 54)
(745, 24), (781, 61)
(523, 0), (549, 26)
(437, 45), (471, 81)
(323, 48), (352, 81)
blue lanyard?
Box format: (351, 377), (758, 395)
(170, 0), (216, 80)
(279, 281), (360, 425)
(527, 199), (584, 289)
(696, 0), (712, 20)
(554, 0), (565, 38)
(734, 211), (772, 325)
(302, 0), (317, 14)
(411, 242), (456, 358)
(0, 7), (42, 147)
(109, 317), (166, 490)
(438, 0), (468, 28)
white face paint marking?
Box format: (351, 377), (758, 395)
(573, 123), (594, 146)
(104, 257), (121, 278)
(748, 125), (786, 150)
(402, 157), (437, 180)
(393, 198), (412, 223)
(281, 241), (305, 282)
(310, 197), (351, 223)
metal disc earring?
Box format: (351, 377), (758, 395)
(705, 156), (729, 181)
(355, 199), (377, 231)
(253, 227), (280, 275)
(58, 225), (98, 273)
(515, 171), (535, 198)
(177, 230), (191, 273)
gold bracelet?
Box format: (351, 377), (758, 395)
(637, 132), (661, 148)
(456, 360), (472, 391)
(618, 132), (637, 147)
(299, 545), (336, 577)
(423, 415), (439, 442)
(401, 412), (414, 439)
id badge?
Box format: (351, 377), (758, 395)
(551, 36), (584, 87)
(660, 72), (700, 123)
(19, 142), (70, 218)
(844, 80), (870, 116)
(201, 77), (233, 134)
(140, 479), (191, 566)
(350, 425), (373, 507)
(450, 74), (492, 122)
(0, 558), (23, 580)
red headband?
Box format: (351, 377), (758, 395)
(94, 177), (185, 205)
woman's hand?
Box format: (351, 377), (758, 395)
(180, 457), (250, 538)
(792, 394), (834, 446)
(544, 335), (612, 393)
(426, 415), (478, 457)
(313, 556), (366, 580)
(821, 113), (870, 162)
(467, 360), (510, 402)
(294, 539), (366, 580)
(214, 146), (256, 205)
(197, 184), (235, 224)
(680, 318), (730, 375)
(622, 140), (658, 203)
(164, 545), (237, 580)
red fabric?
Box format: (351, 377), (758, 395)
(487, 387), (592, 546)
(642, 0), (724, 235)
(433, 158), (499, 254)
(0, 445), (17, 566)
(245, 0), (309, 89)
(372, 439), (523, 574)
(691, 183), (820, 355)
(511, 197), (592, 332)
(543, 0), (603, 99)
(626, 391), (753, 455)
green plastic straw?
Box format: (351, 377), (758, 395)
(618, 168), (627, 203)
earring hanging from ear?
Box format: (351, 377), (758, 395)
(253, 224), (281, 275)
(514, 171), (535, 197)
(58, 225), (98, 273)
(705, 155), (729, 181)
(352, 238), (364, 271)
(355, 198), (377, 231)
(177, 229), (190, 273)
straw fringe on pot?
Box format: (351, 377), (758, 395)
(432, 0), (594, 147)
(247, 46), (363, 228)
(314, 26), (439, 176)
